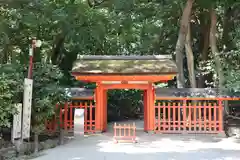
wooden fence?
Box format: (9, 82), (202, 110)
(155, 100), (223, 134)
(113, 123), (137, 143)
(45, 101), (96, 134)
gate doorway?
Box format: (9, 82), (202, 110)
(107, 89), (144, 131)
(95, 83), (156, 133)
(107, 90), (143, 122)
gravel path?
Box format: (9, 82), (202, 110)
(33, 121), (240, 160)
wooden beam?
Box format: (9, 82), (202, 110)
(101, 81), (121, 84)
(101, 81), (149, 84)
(127, 81), (149, 84)
(77, 55), (172, 60)
(75, 75), (175, 82)
(71, 97), (94, 100)
(101, 83), (149, 90)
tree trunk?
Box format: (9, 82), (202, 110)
(221, 6), (238, 114)
(0, 34), (10, 64)
(198, 12), (210, 88)
(185, 23), (197, 88)
(185, 22), (198, 123)
(222, 7), (236, 51)
(209, 9), (227, 116)
(175, 0), (195, 88)
(209, 9), (224, 89)
(51, 33), (66, 65)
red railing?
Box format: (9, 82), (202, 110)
(155, 100), (223, 134)
(45, 101), (96, 134)
(113, 123), (137, 143)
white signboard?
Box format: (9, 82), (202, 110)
(74, 109), (84, 135)
(12, 103), (22, 142)
(22, 78), (33, 139)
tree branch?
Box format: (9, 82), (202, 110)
(87, 0), (105, 8)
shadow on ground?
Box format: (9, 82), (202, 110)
(32, 131), (240, 160)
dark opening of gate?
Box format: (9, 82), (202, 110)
(107, 89), (143, 123)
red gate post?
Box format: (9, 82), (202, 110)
(218, 99), (223, 132)
(95, 83), (104, 133)
(147, 83), (155, 133)
(102, 89), (107, 132)
(143, 90), (148, 131)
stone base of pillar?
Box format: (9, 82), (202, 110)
(147, 131), (155, 134)
(95, 130), (103, 134)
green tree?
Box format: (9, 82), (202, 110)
(0, 64), (25, 128)
(0, 0), (240, 135)
(31, 62), (68, 153)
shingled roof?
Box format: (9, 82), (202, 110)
(155, 88), (240, 98)
(65, 88), (94, 98)
(72, 55), (177, 75)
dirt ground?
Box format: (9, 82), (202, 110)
(32, 120), (240, 160)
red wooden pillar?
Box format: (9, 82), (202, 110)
(143, 90), (148, 131)
(95, 83), (104, 133)
(95, 86), (100, 132)
(218, 99), (223, 132)
(102, 89), (107, 132)
(147, 83), (155, 132)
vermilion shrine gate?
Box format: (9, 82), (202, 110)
(46, 55), (239, 135)
(71, 55), (177, 133)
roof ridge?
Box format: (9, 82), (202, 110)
(77, 55), (172, 60)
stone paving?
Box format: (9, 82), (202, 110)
(33, 120), (240, 160)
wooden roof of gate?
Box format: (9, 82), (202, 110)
(65, 88), (94, 98)
(155, 88), (240, 100)
(71, 55), (177, 75)
(64, 88), (240, 100)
